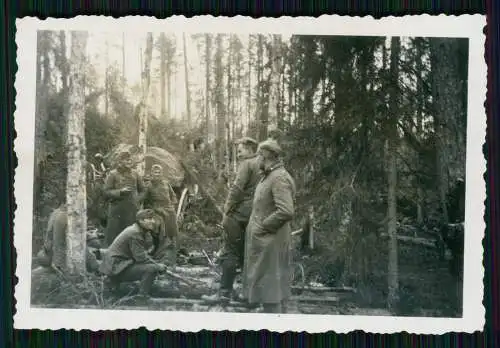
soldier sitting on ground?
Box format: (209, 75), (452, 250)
(36, 203), (101, 274)
(99, 209), (167, 297)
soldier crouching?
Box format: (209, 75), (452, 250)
(99, 209), (167, 296)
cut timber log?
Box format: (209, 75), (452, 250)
(380, 233), (436, 248)
(292, 285), (357, 294)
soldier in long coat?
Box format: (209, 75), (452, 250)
(143, 164), (179, 266)
(103, 151), (145, 247)
(245, 139), (296, 313)
(99, 209), (167, 296)
(202, 137), (260, 304)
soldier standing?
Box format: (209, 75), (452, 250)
(245, 139), (296, 313)
(143, 164), (179, 267)
(103, 150), (145, 247)
(202, 137), (260, 305)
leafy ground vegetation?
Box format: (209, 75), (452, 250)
(32, 32), (466, 316)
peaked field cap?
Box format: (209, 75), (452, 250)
(258, 139), (282, 155)
(118, 150), (131, 159)
(236, 136), (258, 146)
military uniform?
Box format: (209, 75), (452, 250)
(103, 167), (145, 246)
(38, 205), (101, 274)
(143, 178), (179, 266)
(218, 150), (261, 299)
(244, 139), (296, 313)
(99, 210), (162, 295)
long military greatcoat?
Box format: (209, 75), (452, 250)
(244, 162), (296, 304)
(103, 168), (144, 246)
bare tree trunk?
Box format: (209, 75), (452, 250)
(386, 36), (400, 313)
(214, 34), (226, 177)
(160, 33), (166, 119)
(65, 31), (89, 275)
(415, 38), (425, 225)
(205, 34), (212, 144)
(167, 56), (172, 120)
(122, 32), (126, 93)
(269, 35), (281, 130)
(34, 31), (50, 201)
(183, 33), (192, 129)
(247, 35), (252, 134)
(430, 38), (462, 225)
(226, 39), (233, 177)
(104, 37), (109, 118)
(257, 34), (268, 141)
(137, 33), (154, 176)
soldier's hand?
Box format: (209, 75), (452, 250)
(120, 187), (133, 195)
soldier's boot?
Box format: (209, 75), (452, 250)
(231, 291), (259, 310)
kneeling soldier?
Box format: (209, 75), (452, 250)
(99, 209), (167, 296)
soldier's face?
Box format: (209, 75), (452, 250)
(121, 157), (132, 168)
(151, 167), (163, 181)
(140, 217), (156, 231)
(237, 144), (251, 159)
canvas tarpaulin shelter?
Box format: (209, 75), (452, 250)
(105, 144), (185, 187)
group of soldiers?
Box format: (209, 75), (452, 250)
(39, 136), (297, 314)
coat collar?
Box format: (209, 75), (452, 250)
(260, 160), (283, 179)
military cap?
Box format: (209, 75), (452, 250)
(136, 209), (156, 220)
(117, 150), (131, 160)
(258, 139), (282, 155)
(236, 136), (258, 146)
(151, 164), (163, 171)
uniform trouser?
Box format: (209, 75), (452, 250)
(111, 263), (161, 295)
(219, 215), (247, 296)
(152, 209), (178, 266)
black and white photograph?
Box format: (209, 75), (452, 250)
(14, 15), (485, 333)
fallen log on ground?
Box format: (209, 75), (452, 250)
(380, 233), (436, 248)
(291, 285), (357, 293)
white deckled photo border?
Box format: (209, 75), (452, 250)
(13, 14), (486, 333)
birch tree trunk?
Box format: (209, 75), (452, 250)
(137, 33), (154, 176)
(65, 31), (88, 275)
(386, 36), (400, 313)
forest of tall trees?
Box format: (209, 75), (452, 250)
(32, 31), (468, 316)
